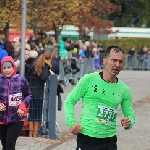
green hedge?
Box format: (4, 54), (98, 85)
(96, 38), (150, 54)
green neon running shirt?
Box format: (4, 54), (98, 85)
(64, 72), (135, 138)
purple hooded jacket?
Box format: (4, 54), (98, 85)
(0, 56), (32, 124)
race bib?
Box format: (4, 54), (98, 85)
(95, 105), (117, 125)
(9, 92), (22, 106)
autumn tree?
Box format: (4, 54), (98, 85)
(0, 0), (120, 41)
(0, 0), (81, 41)
(0, 0), (21, 39)
(109, 0), (150, 27)
(27, 0), (43, 38)
(76, 0), (121, 40)
(27, 0), (81, 42)
(35, 0), (120, 40)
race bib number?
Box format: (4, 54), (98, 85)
(9, 92), (22, 106)
(95, 105), (117, 125)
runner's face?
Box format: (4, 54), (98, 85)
(2, 66), (14, 77)
(103, 49), (124, 76)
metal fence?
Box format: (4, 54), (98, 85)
(58, 53), (150, 86)
(125, 54), (150, 70)
(99, 53), (150, 70)
(59, 58), (94, 86)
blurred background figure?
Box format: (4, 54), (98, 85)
(92, 48), (100, 70)
(4, 41), (14, 58)
(127, 46), (135, 70)
(0, 43), (8, 62)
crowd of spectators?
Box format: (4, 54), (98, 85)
(0, 34), (149, 138)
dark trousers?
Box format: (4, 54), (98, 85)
(71, 64), (80, 75)
(0, 122), (24, 150)
(72, 67), (80, 75)
(57, 94), (62, 111)
(77, 133), (117, 150)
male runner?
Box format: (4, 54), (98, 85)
(64, 45), (135, 150)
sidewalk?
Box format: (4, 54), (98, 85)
(0, 71), (150, 150)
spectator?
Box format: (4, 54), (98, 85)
(79, 45), (86, 59)
(14, 48), (30, 74)
(37, 43), (45, 56)
(92, 48), (100, 69)
(47, 36), (57, 47)
(50, 49), (64, 111)
(127, 46), (135, 70)
(71, 53), (80, 75)
(143, 47), (149, 70)
(13, 41), (20, 59)
(4, 41), (14, 58)
(99, 46), (105, 69)
(0, 42), (8, 62)
(84, 45), (94, 58)
(137, 47), (144, 69)
(26, 46), (55, 137)
(27, 34), (39, 46)
(59, 38), (68, 60)
(30, 43), (38, 51)
(28, 44), (38, 65)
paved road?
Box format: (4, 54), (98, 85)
(53, 70), (150, 150)
(53, 97), (150, 150)
(0, 70), (150, 150)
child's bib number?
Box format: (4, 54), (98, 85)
(9, 93), (22, 106)
(96, 105), (117, 125)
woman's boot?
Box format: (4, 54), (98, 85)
(33, 121), (40, 137)
(29, 121), (34, 137)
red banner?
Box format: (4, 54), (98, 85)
(9, 29), (33, 42)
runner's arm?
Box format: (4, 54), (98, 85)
(64, 75), (89, 128)
(19, 78), (32, 110)
(121, 88), (135, 130)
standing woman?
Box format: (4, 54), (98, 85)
(27, 46), (54, 137)
(0, 56), (31, 150)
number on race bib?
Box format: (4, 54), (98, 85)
(96, 105), (117, 125)
(9, 93), (22, 106)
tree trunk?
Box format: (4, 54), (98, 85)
(79, 33), (84, 40)
(33, 26), (38, 38)
(54, 29), (60, 43)
(4, 22), (9, 40)
(79, 22), (85, 40)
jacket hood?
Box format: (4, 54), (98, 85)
(29, 50), (38, 58)
(1, 56), (17, 76)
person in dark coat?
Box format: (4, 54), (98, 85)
(127, 46), (135, 70)
(26, 47), (54, 137)
(3, 41), (14, 58)
(137, 47), (144, 69)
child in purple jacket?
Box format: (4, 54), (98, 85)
(0, 56), (32, 150)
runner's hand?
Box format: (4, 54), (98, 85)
(0, 103), (6, 111)
(70, 124), (82, 135)
(17, 109), (24, 117)
(121, 118), (131, 128)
